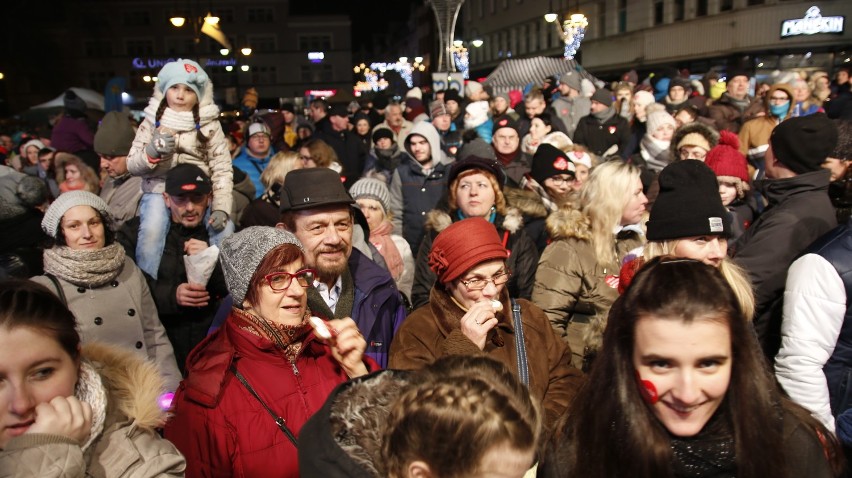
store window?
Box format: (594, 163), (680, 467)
(654, 0), (664, 25)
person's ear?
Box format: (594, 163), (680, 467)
(406, 461), (433, 478)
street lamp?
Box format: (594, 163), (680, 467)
(544, 0), (558, 22)
(220, 48), (229, 56)
(471, 38), (484, 48)
(170, 16), (186, 27)
(241, 47), (252, 56)
(204, 13), (219, 25)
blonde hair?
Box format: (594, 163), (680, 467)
(644, 240), (755, 321)
(580, 161), (642, 265)
(448, 169), (507, 216)
(55, 153), (100, 194)
(260, 151), (300, 190)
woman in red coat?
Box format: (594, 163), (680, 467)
(165, 226), (376, 478)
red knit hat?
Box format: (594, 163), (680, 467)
(704, 130), (750, 197)
(428, 217), (509, 284)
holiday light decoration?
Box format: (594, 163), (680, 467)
(559, 13), (588, 59)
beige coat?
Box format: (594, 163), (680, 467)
(99, 175), (143, 228)
(0, 343), (186, 477)
(32, 256), (181, 393)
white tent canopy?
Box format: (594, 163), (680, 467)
(30, 87), (105, 111)
(483, 57), (602, 94)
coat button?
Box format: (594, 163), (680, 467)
(111, 281), (119, 287)
(94, 317), (103, 325)
(128, 309), (136, 316)
(135, 341), (143, 349)
(77, 287), (86, 293)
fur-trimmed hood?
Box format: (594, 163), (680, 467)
(82, 342), (169, 431)
(546, 206), (592, 242)
(504, 186), (549, 219)
(669, 121), (720, 159)
(423, 207), (525, 234)
(298, 369), (418, 477)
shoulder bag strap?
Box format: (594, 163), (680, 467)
(45, 273), (68, 306)
(511, 298), (529, 386)
(229, 362), (298, 448)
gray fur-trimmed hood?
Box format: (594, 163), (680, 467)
(423, 207), (525, 234)
(669, 122), (720, 159)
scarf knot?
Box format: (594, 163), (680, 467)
(43, 243), (126, 288)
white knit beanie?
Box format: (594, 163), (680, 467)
(41, 191), (110, 238)
(349, 178), (391, 214)
(405, 87), (423, 100)
(465, 81), (484, 99)
(220, 226), (304, 305)
(646, 110), (677, 136)
(464, 101), (490, 129)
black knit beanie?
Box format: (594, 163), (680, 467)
(530, 144), (576, 185)
(770, 113), (838, 175)
(646, 160), (729, 241)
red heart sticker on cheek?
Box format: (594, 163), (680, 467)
(636, 371), (659, 404)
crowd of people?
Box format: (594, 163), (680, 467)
(1, 57), (851, 477)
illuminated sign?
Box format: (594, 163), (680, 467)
(308, 52), (325, 63)
(305, 89), (337, 97)
(781, 6), (844, 37)
(131, 57), (237, 69)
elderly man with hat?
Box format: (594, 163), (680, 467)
(409, 156), (540, 309)
(118, 163), (229, 372)
(96, 111), (143, 227)
(276, 167), (407, 368)
(573, 88), (631, 158)
(312, 101), (366, 189)
(709, 69), (757, 133)
(734, 113), (839, 360)
(389, 216), (582, 425)
(551, 71), (591, 139)
(232, 120), (275, 197)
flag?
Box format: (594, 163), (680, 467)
(201, 22), (232, 50)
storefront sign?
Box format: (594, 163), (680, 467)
(308, 52), (324, 63)
(305, 89), (337, 97)
(781, 6), (844, 37)
(131, 57), (237, 69)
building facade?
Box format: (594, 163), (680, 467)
(460, 0), (852, 79)
(2, 0), (352, 113)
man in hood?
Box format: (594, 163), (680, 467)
(550, 71), (591, 140)
(389, 121), (452, 252)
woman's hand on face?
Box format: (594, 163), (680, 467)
(26, 396), (92, 445)
(327, 318), (369, 378)
(460, 300), (499, 350)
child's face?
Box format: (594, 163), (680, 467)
(165, 84), (198, 112)
(718, 180), (738, 207)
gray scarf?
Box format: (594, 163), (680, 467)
(43, 243), (126, 288)
(592, 106), (616, 123)
(640, 135), (672, 173)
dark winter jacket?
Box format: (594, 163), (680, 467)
(573, 111), (631, 158)
(708, 92), (755, 133)
(118, 216), (229, 370)
(734, 170), (837, 359)
(313, 117), (366, 189)
(409, 208), (540, 309)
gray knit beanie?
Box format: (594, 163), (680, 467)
(349, 178), (390, 214)
(41, 191), (110, 238)
(220, 226), (304, 305)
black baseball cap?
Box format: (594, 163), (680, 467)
(165, 164), (212, 196)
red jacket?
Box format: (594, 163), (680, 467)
(164, 309), (378, 478)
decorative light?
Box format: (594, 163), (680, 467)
(452, 48), (470, 79)
(241, 47), (252, 56)
(399, 56), (408, 64)
(418, 64), (426, 71)
(0, 73), (5, 80)
(559, 13), (589, 59)
(240, 65), (250, 72)
(414, 56), (423, 63)
(220, 48), (229, 56)
(225, 65), (234, 72)
(368, 61), (415, 88)
(544, 13), (558, 22)
(471, 38), (483, 48)
(143, 75), (152, 82)
(354, 66), (361, 73)
(453, 40), (464, 48)
(169, 16), (186, 27)
(152, 76), (159, 82)
(359, 63), (366, 69)
(204, 13), (219, 25)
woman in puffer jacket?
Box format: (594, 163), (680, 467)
(532, 160), (647, 370)
(0, 279), (186, 477)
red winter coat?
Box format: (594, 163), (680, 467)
(164, 309), (378, 478)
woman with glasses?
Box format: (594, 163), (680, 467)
(298, 138), (343, 174)
(166, 226), (376, 478)
(409, 156), (541, 309)
(390, 217), (583, 427)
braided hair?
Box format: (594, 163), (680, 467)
(153, 97), (208, 145)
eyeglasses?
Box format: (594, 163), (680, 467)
(769, 96), (790, 103)
(299, 155), (314, 163)
(264, 268), (316, 291)
(678, 147), (707, 160)
(547, 175), (575, 186)
(460, 271), (511, 291)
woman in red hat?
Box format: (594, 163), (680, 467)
(389, 217), (583, 429)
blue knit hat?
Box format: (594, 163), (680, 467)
(157, 59), (209, 99)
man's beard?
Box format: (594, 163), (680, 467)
(312, 246), (349, 282)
